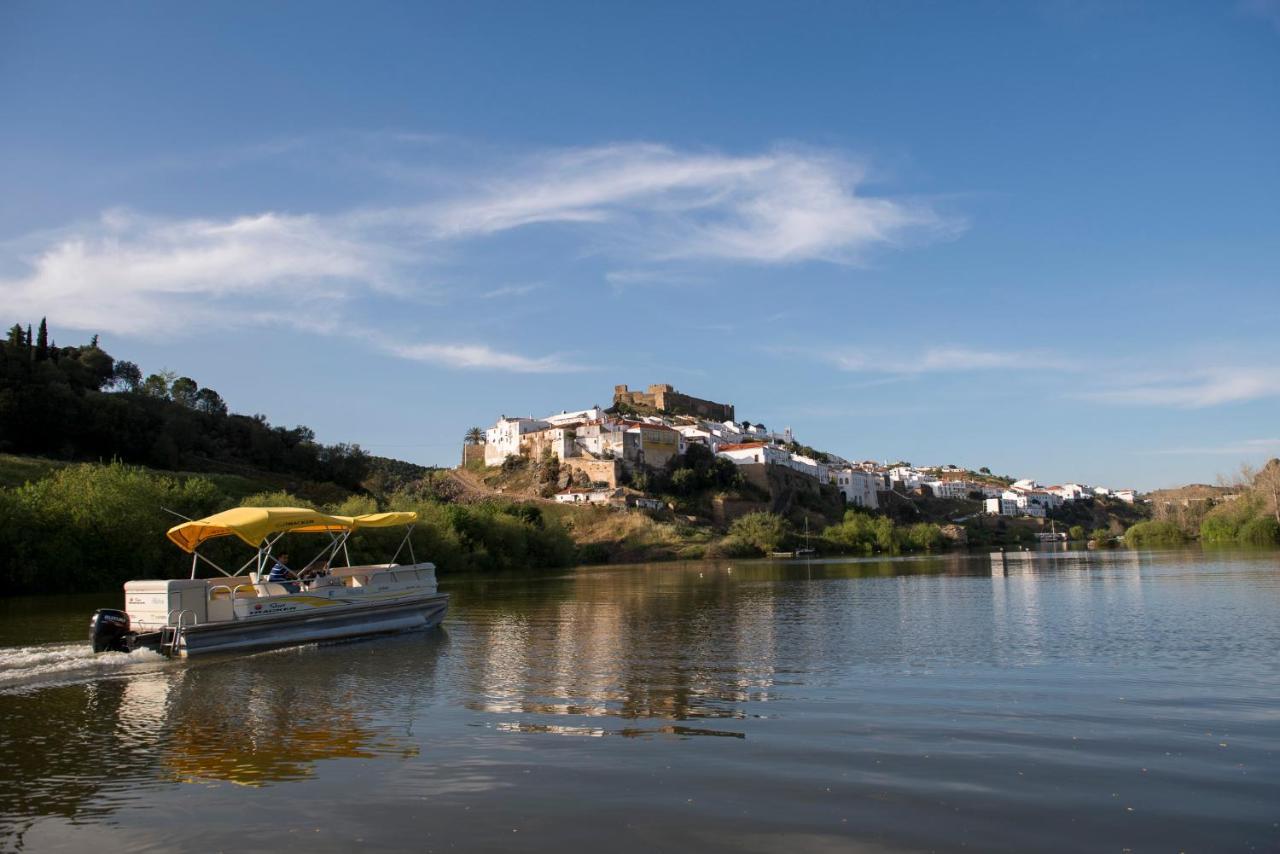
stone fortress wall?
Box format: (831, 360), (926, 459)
(612, 383), (735, 422)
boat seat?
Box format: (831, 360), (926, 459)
(255, 582), (293, 597)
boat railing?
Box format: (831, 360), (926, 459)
(232, 583), (258, 600)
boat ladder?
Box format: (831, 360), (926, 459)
(161, 609), (197, 658)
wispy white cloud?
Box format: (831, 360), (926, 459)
(385, 342), (584, 373)
(1083, 367), (1280, 408)
(478, 283), (542, 299)
(1146, 438), (1280, 456)
(422, 143), (959, 263)
(0, 208), (403, 336)
(0, 139), (959, 366)
(799, 346), (1075, 374)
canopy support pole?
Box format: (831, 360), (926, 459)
(388, 525), (415, 567)
(192, 550), (234, 578)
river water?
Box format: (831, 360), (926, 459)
(0, 549), (1277, 852)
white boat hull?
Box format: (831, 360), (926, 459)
(175, 592), (448, 657)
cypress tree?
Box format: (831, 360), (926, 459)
(36, 318), (48, 360)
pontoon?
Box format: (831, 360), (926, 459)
(89, 507), (448, 658)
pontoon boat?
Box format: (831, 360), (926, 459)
(89, 507), (448, 658)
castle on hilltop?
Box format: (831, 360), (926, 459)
(612, 383), (734, 422)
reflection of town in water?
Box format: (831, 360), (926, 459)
(450, 553), (1161, 738)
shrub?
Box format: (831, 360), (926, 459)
(1238, 516), (1280, 546)
(1124, 520), (1188, 548)
(1068, 525), (1085, 541)
(0, 461), (225, 592)
(903, 522), (944, 551)
(1200, 514), (1241, 545)
(728, 512), (789, 554)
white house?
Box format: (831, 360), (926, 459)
(789, 453), (828, 482)
(831, 467), (880, 509)
(984, 496), (1022, 516)
(484, 416), (550, 466)
(717, 442), (790, 467)
(927, 480), (976, 500)
(889, 466), (927, 491)
(554, 487), (613, 505)
(1047, 483), (1089, 501)
(1114, 489), (1137, 504)
(986, 490), (1049, 518)
(544, 407), (605, 426)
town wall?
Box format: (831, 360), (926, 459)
(561, 457), (622, 488)
(462, 443), (485, 467)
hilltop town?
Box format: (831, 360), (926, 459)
(461, 382), (1147, 553)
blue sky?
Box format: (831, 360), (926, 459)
(2, 1), (1278, 490)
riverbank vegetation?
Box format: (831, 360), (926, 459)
(0, 461), (576, 594)
(1123, 520), (1189, 548)
(1138, 459), (1280, 547)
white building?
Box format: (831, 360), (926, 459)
(554, 487), (613, 505)
(984, 496), (1022, 516)
(789, 453), (828, 482)
(985, 490), (1049, 518)
(888, 466), (927, 491)
(927, 480), (977, 500)
(717, 442), (790, 467)
(830, 467), (880, 509)
(544, 407), (605, 426)
(1114, 489), (1137, 504)
(1047, 483), (1089, 501)
(484, 416), (550, 466)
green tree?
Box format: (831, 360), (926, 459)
(170, 376), (199, 408)
(141, 371), (174, 399)
(1068, 525), (1085, 541)
(464, 426), (485, 445)
(729, 512), (789, 554)
(35, 318), (48, 360)
(112, 360), (142, 391)
(194, 387), (227, 415)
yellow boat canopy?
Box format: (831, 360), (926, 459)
(167, 507), (419, 553)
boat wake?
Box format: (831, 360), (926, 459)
(0, 642), (168, 694)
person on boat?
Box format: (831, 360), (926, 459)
(267, 553), (300, 593)
(299, 558), (331, 581)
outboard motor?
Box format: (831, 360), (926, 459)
(90, 609), (134, 653)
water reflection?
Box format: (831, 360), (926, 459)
(0, 632), (446, 844)
(452, 557), (993, 736)
(2, 550), (1279, 853)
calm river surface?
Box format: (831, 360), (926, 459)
(1, 549), (1277, 852)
